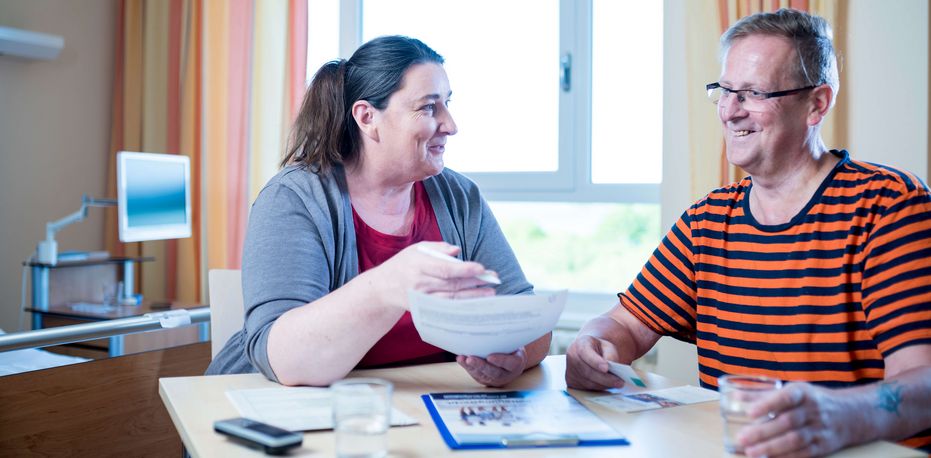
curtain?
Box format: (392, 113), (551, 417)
(106, 0), (308, 304)
(684, 0), (846, 198)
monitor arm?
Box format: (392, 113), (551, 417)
(37, 195), (117, 265)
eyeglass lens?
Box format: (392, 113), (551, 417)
(709, 87), (768, 111)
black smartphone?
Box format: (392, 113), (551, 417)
(213, 417), (302, 455)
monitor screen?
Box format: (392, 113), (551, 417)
(117, 151), (192, 243)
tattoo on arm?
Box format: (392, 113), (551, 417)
(876, 381), (903, 415)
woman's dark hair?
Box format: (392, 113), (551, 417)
(281, 35), (444, 171)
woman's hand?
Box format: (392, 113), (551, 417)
(458, 347), (528, 387)
(364, 241), (496, 310)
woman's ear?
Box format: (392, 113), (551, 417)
(351, 100), (379, 141)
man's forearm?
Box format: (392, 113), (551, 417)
(837, 366), (931, 446)
(869, 366), (931, 442)
(578, 312), (654, 363)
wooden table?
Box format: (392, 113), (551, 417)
(159, 356), (921, 457)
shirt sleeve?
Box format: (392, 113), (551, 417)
(469, 192), (534, 296)
(861, 178), (931, 358)
(241, 181), (334, 382)
(617, 208), (699, 343)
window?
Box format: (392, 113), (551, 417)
(488, 201), (659, 292)
(306, 0), (340, 85)
(311, 1), (663, 300)
(364, 0), (560, 175)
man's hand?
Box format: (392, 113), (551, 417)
(565, 334), (625, 391)
(458, 348), (527, 387)
(737, 382), (855, 458)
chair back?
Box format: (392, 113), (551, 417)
(207, 269), (244, 358)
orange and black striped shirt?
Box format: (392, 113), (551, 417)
(620, 150), (931, 451)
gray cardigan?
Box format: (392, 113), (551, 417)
(206, 164), (532, 381)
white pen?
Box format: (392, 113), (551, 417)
(416, 245), (502, 285)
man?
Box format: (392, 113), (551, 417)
(566, 8), (931, 457)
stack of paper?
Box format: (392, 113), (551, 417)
(409, 290), (567, 357)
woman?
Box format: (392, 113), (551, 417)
(207, 36), (550, 387)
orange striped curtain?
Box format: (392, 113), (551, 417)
(106, 0), (308, 304)
(685, 0), (842, 198)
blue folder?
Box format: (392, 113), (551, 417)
(421, 390), (629, 450)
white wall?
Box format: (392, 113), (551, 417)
(0, 0), (116, 332)
(658, 0), (700, 386)
(846, 0), (928, 179)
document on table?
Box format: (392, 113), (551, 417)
(69, 302), (118, 314)
(409, 290), (567, 358)
(422, 390), (628, 449)
(226, 387), (418, 432)
(0, 349), (88, 376)
(588, 385), (720, 413)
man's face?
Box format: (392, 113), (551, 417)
(718, 34), (813, 176)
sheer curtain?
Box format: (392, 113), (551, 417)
(106, 0), (307, 303)
(684, 0), (845, 198)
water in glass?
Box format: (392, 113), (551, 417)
(721, 405), (752, 453)
(335, 414), (388, 458)
(717, 374), (782, 455)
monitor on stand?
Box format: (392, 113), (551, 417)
(117, 151), (192, 243)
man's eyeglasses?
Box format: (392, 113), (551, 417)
(706, 82), (816, 111)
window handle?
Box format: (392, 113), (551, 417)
(560, 53), (571, 92)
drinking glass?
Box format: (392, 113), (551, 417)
(718, 374), (783, 454)
(101, 282), (118, 307)
(331, 378), (392, 458)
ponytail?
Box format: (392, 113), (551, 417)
(281, 59), (352, 172)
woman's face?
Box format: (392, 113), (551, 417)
(370, 63), (458, 182)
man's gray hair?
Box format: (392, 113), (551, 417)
(722, 8), (839, 95)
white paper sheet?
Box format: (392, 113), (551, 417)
(0, 347), (90, 376)
(607, 361), (647, 388)
(409, 290), (567, 358)
(0, 328), (90, 376)
(226, 387), (418, 432)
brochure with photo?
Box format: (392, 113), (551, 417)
(421, 390), (628, 449)
(588, 385), (720, 413)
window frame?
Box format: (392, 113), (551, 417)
(338, 0), (661, 205)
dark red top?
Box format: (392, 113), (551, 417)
(353, 181), (452, 368)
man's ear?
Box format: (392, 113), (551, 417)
(807, 85), (834, 126)
(351, 100), (379, 141)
